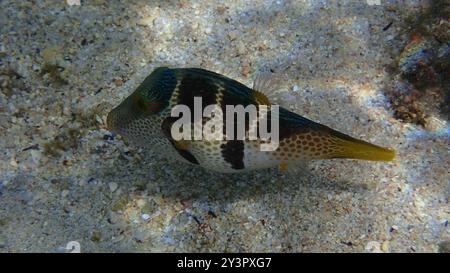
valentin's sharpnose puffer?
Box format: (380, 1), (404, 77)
(107, 67), (395, 173)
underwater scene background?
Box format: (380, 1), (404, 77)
(0, 0), (448, 252)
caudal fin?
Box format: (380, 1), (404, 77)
(276, 107), (396, 162)
(329, 136), (396, 161)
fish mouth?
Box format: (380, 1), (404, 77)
(106, 110), (117, 132)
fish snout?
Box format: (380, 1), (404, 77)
(106, 109), (118, 132)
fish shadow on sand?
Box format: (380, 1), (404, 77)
(141, 156), (371, 203)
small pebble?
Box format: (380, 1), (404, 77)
(111, 235), (124, 243)
(133, 231), (148, 243)
(30, 150), (41, 164)
(103, 134), (115, 141)
(136, 199), (146, 208)
(87, 177), (97, 185)
(9, 157), (18, 168)
(113, 78), (123, 87)
(90, 230), (102, 242)
(390, 225), (399, 232)
(137, 17), (154, 27)
(237, 41), (246, 56)
(95, 114), (103, 124)
(141, 214), (151, 221)
(228, 31), (238, 41)
(61, 190), (69, 198)
(365, 241), (382, 253)
(108, 182), (118, 192)
(382, 241), (390, 252)
(66, 0), (81, 6)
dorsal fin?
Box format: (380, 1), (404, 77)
(252, 59), (291, 96)
(252, 89), (271, 105)
(252, 70), (280, 95)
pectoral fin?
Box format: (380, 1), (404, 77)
(252, 89), (271, 105)
(252, 59), (291, 97)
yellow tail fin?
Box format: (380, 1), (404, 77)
(331, 137), (396, 161)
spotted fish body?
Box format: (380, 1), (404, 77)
(107, 67), (395, 173)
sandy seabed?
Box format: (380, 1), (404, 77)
(0, 0), (448, 252)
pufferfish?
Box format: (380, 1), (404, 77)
(107, 67), (395, 173)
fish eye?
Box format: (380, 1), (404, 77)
(132, 92), (149, 112)
(132, 91), (161, 114)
